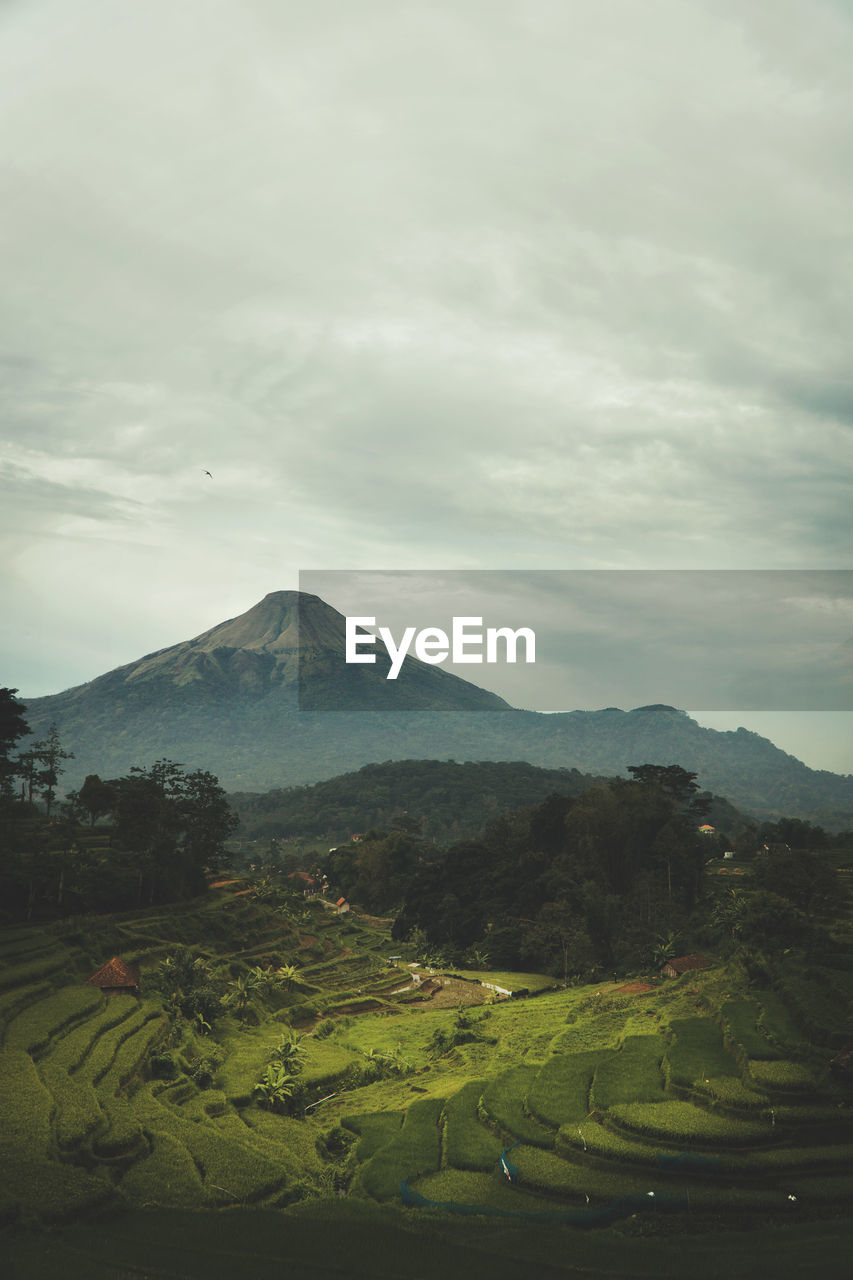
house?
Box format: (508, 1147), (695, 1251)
(336, 896), (351, 915)
(660, 954), (710, 979)
(86, 956), (140, 996)
(698, 825), (715, 836)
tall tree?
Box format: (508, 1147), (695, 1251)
(31, 724), (74, 818)
(0, 688), (30, 800)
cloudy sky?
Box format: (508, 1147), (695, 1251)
(2, 0), (852, 770)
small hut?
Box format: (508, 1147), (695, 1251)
(86, 956), (140, 996)
(336, 896), (351, 915)
(660, 953), (710, 979)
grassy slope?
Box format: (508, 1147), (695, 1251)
(1, 893), (853, 1276)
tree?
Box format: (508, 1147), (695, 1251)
(72, 774), (117, 826)
(31, 724), (74, 818)
(627, 764), (711, 817)
(253, 1065), (297, 1112)
(268, 1032), (305, 1074)
(0, 688), (29, 799)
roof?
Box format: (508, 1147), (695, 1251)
(86, 956), (140, 988)
(663, 954), (710, 974)
(698, 824), (715, 832)
(336, 896), (348, 906)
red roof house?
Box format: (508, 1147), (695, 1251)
(86, 956), (140, 995)
(660, 954), (710, 979)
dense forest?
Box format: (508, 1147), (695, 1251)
(316, 765), (850, 983)
(229, 758), (751, 848)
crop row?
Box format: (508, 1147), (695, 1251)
(481, 1065), (555, 1148)
(48, 996), (138, 1072)
(526, 1051), (604, 1129)
(355, 1097), (443, 1201)
(443, 1081), (503, 1172)
(4, 985), (103, 1057)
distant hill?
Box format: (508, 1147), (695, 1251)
(20, 590), (853, 829)
(230, 758), (752, 846)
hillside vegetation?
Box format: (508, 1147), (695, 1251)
(1, 882), (852, 1247)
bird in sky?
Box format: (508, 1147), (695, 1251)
(203, 470), (213, 478)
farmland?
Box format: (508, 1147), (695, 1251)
(1, 886), (853, 1278)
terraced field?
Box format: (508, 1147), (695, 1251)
(1, 893), (853, 1236)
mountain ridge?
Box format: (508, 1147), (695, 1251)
(19, 592), (853, 828)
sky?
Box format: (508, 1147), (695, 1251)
(2, 0), (852, 772)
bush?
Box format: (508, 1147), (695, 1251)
(149, 1051), (178, 1080)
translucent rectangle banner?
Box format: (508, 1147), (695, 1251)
(296, 569), (853, 712)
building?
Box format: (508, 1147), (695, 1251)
(660, 953), (710, 979)
(698, 824), (715, 836)
(86, 956), (140, 996)
(336, 896), (351, 914)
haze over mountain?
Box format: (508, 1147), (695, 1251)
(21, 591), (853, 828)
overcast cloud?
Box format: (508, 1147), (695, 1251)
(2, 0), (852, 769)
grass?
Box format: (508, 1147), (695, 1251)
(442, 1080), (504, 1172)
(721, 997), (781, 1061)
(747, 1059), (821, 1092)
(481, 1065), (556, 1147)
(355, 1097), (443, 1201)
(4, 985), (103, 1056)
(609, 1100), (778, 1146)
(665, 1017), (739, 1090)
(590, 1035), (666, 1108)
(3, 893), (853, 1249)
(344, 1110), (405, 1160)
(526, 1050), (605, 1128)
(39, 1060), (104, 1149)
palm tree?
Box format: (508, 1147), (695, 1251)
(253, 1066), (296, 1112)
(274, 964), (298, 991)
(224, 974), (252, 1023)
(269, 1032), (306, 1074)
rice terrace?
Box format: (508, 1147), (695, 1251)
(2, 872), (853, 1277)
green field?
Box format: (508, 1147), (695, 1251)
(2, 891), (853, 1276)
